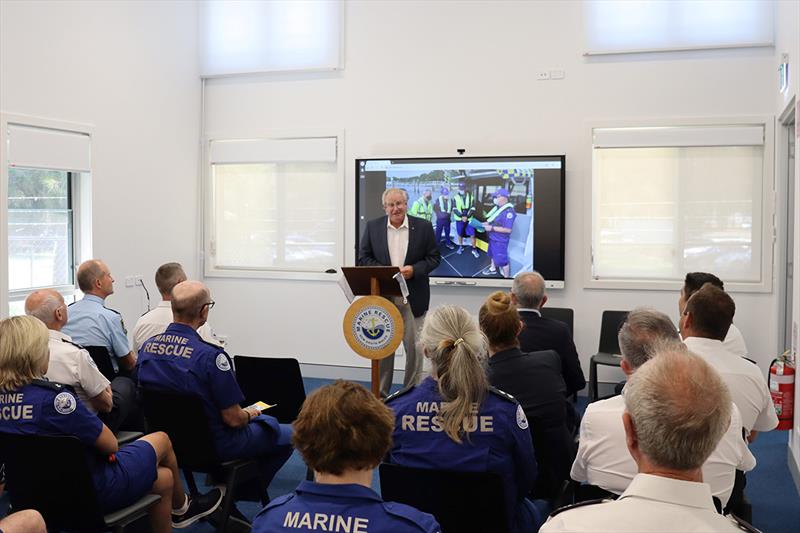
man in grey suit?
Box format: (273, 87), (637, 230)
(358, 188), (441, 397)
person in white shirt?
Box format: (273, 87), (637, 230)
(542, 349), (757, 533)
(571, 308), (755, 508)
(680, 284), (778, 442)
(132, 262), (216, 353)
(679, 272), (748, 356)
(25, 288), (140, 432)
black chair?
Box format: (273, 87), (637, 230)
(539, 307), (574, 336)
(0, 433), (160, 532)
(234, 356), (306, 424)
(140, 387), (267, 531)
(554, 479), (617, 509)
(379, 463), (508, 533)
(234, 356), (314, 481)
(85, 345), (118, 382)
(588, 311), (629, 402)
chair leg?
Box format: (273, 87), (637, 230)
(214, 468), (239, 533)
(183, 468), (199, 496)
(589, 360), (598, 402)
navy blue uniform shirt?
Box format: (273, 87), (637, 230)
(137, 322), (282, 460)
(386, 377), (537, 528)
(252, 481), (441, 533)
(0, 380), (156, 511)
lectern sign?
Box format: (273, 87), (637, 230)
(343, 296), (404, 361)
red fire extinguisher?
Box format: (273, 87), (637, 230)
(769, 352), (795, 430)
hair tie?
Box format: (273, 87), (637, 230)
(453, 338), (464, 347)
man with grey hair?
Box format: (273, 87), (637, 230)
(542, 349), (758, 532)
(511, 271), (585, 397)
(570, 308), (755, 508)
(25, 288), (140, 432)
(358, 188), (441, 397)
(132, 262), (216, 352)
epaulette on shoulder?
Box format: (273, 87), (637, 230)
(549, 499), (610, 518)
(139, 309), (154, 318)
(384, 502), (440, 532)
(104, 306), (122, 316)
(30, 378), (64, 391)
(198, 338), (225, 351)
(262, 492), (294, 511)
(62, 338), (85, 350)
(384, 384), (414, 404)
(488, 386), (518, 404)
(730, 514), (762, 533)
(67, 301), (77, 307)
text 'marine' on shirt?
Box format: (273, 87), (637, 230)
(283, 511), (368, 532)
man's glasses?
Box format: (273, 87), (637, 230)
(201, 301), (215, 312)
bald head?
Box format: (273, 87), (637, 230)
(171, 281), (211, 325)
(512, 271), (546, 309)
(25, 289), (66, 329)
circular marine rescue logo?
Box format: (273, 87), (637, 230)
(343, 296), (404, 361)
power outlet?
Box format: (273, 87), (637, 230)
(550, 69), (565, 80)
(125, 276), (135, 288)
(134, 275), (143, 286)
(537, 71), (550, 81)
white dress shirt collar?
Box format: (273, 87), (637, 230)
(387, 215), (409, 229)
(517, 308), (541, 316)
(619, 474), (717, 512)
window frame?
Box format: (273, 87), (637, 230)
(0, 113), (93, 318)
(202, 129), (345, 281)
(583, 116), (775, 293)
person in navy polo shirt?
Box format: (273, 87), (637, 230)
(482, 188), (517, 278)
(0, 315), (222, 532)
(386, 305), (542, 533)
(137, 280), (293, 500)
(252, 380), (440, 533)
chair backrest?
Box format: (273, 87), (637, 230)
(539, 307), (574, 336)
(139, 387), (222, 473)
(598, 310), (629, 355)
(234, 356), (306, 424)
(379, 463), (508, 533)
(84, 345), (117, 382)
(0, 433), (106, 532)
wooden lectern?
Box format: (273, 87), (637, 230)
(341, 266), (405, 398)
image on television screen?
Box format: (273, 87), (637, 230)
(356, 156), (565, 284)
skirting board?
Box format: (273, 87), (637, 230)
(790, 442), (800, 496)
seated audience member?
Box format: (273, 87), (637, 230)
(511, 271), (585, 397)
(25, 288), (140, 433)
(132, 262), (217, 352)
(386, 305), (542, 533)
(541, 349), (755, 532)
(252, 381), (441, 532)
(480, 291), (575, 500)
(63, 259), (136, 375)
(571, 308), (755, 507)
(137, 280), (293, 501)
(681, 285), (778, 441)
(0, 315), (222, 532)
(0, 509), (46, 533)
(679, 272), (748, 356)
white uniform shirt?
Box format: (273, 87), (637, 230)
(540, 474), (748, 532)
(570, 394), (755, 506)
(387, 215), (410, 268)
(684, 336), (778, 433)
(132, 301), (216, 352)
(44, 329), (110, 414)
(723, 324), (748, 357)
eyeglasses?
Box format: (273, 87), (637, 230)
(201, 301), (215, 311)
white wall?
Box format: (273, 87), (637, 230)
(773, 0), (800, 493)
(0, 0), (200, 324)
(203, 0), (779, 385)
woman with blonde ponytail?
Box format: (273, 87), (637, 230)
(480, 291), (575, 501)
(386, 305), (542, 533)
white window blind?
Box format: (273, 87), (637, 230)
(208, 136), (341, 275)
(584, 0), (774, 55)
(199, 0), (343, 77)
(591, 124), (766, 284)
(7, 124), (91, 172)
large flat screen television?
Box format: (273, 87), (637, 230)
(356, 155), (565, 288)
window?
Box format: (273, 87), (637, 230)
(199, 0), (343, 77)
(1, 115), (92, 316)
(206, 135), (343, 278)
(589, 122), (773, 291)
(584, 0), (774, 55)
